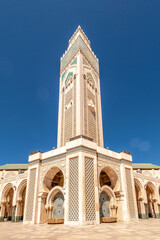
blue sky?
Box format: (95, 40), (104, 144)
(0, 0), (160, 165)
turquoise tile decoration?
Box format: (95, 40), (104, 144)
(61, 35), (99, 74)
(70, 57), (77, 65)
(65, 72), (73, 84)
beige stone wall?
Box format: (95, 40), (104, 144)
(133, 171), (160, 220)
(97, 154), (138, 222)
(0, 171), (28, 222)
(1, 144), (160, 225)
(134, 172), (160, 204)
(25, 138), (139, 225)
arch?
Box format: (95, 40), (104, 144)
(99, 186), (117, 222)
(100, 185), (117, 205)
(64, 72), (73, 85)
(134, 178), (143, 199)
(99, 166), (119, 191)
(158, 186), (160, 202)
(65, 76), (73, 86)
(134, 178), (144, 218)
(1, 183), (14, 221)
(46, 186), (64, 206)
(145, 182), (157, 218)
(43, 167), (64, 193)
(146, 182), (157, 199)
(46, 186), (64, 224)
(16, 179), (27, 221)
(158, 187), (160, 216)
(1, 183), (14, 202)
(16, 179), (27, 201)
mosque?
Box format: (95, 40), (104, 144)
(0, 26), (160, 225)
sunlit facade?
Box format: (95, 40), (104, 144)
(0, 27), (160, 225)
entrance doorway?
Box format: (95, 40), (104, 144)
(53, 192), (64, 219)
(99, 191), (110, 218)
(4, 188), (14, 221)
(146, 184), (155, 218)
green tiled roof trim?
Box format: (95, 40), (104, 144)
(62, 70), (67, 81)
(70, 57), (77, 66)
(65, 72), (73, 84)
(83, 57), (89, 66)
(61, 35), (99, 74)
(132, 163), (160, 169)
(87, 72), (95, 84)
(0, 164), (28, 170)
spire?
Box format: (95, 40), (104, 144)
(68, 26), (91, 49)
(61, 26), (99, 75)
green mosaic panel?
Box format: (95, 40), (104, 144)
(139, 213), (147, 219)
(14, 216), (22, 222)
(65, 72), (73, 84)
(70, 57), (77, 65)
(0, 217), (4, 222)
(61, 35), (99, 74)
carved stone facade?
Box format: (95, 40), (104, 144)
(57, 26), (103, 148)
(0, 26), (160, 225)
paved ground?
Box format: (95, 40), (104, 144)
(0, 219), (160, 240)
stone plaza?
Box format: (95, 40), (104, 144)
(0, 219), (160, 240)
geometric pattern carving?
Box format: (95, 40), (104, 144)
(125, 168), (136, 218)
(100, 191), (110, 217)
(87, 88), (96, 143)
(64, 90), (73, 144)
(84, 75), (97, 143)
(25, 168), (36, 221)
(69, 157), (79, 221)
(85, 157), (96, 221)
(53, 193), (64, 219)
(0, 171), (28, 184)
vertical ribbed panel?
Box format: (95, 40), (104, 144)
(125, 168), (136, 218)
(87, 87), (96, 142)
(69, 157), (79, 221)
(25, 168), (36, 221)
(85, 157), (96, 221)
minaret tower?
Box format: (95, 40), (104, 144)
(57, 26), (104, 148)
